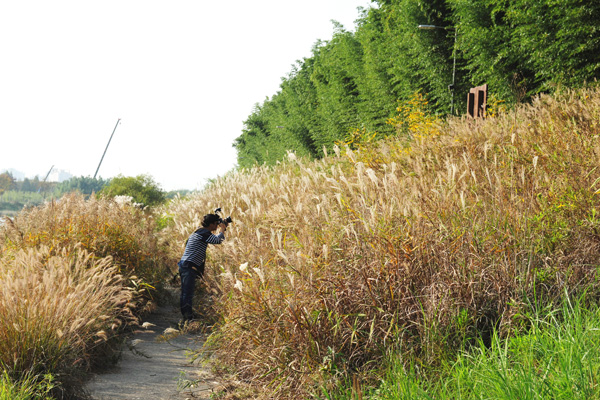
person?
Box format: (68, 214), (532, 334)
(178, 213), (226, 321)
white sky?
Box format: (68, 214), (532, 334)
(0, 0), (373, 191)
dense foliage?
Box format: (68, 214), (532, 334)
(234, 0), (600, 168)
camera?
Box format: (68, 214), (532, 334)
(214, 207), (233, 226)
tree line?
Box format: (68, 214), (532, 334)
(0, 172), (190, 213)
(234, 0), (600, 168)
(0, 172), (108, 197)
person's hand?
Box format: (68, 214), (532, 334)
(219, 223), (227, 233)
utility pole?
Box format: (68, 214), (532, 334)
(94, 119), (121, 179)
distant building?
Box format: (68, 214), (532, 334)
(0, 168), (72, 183)
(48, 169), (73, 183)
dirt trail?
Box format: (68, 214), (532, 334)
(85, 300), (217, 400)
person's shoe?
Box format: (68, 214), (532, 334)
(182, 314), (198, 323)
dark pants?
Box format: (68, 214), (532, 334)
(178, 261), (204, 320)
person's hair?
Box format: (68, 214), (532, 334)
(202, 214), (221, 227)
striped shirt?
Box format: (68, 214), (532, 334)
(179, 228), (225, 267)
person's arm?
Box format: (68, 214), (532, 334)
(206, 226), (225, 244)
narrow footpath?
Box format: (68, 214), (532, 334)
(84, 298), (218, 400)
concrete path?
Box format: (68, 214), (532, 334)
(85, 303), (217, 400)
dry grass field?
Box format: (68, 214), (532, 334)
(160, 86), (600, 398)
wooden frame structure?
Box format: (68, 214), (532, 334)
(467, 84), (488, 119)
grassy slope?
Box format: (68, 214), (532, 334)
(163, 86), (600, 398)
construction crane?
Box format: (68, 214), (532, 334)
(37, 165), (54, 193)
(43, 165), (54, 182)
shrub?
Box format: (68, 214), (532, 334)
(387, 91), (442, 140)
(100, 174), (166, 207)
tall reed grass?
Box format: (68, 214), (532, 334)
(1, 193), (170, 288)
(161, 86), (600, 398)
(0, 193), (171, 396)
(0, 247), (132, 374)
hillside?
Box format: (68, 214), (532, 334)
(161, 86), (600, 398)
